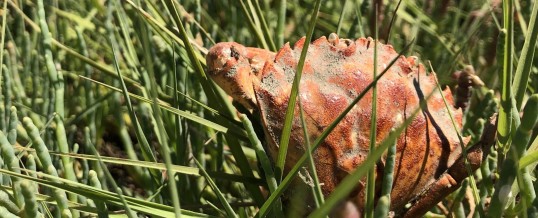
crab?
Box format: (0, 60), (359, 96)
(206, 33), (495, 217)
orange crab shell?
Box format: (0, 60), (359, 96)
(256, 36), (470, 211)
(207, 35), (471, 215)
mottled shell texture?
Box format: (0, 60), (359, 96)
(207, 35), (470, 213)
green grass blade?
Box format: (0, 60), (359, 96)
(350, 3), (365, 38)
(239, 114), (278, 190)
(298, 97), (324, 207)
(384, 0), (403, 43)
(45, 151), (199, 176)
(105, 6), (140, 217)
(429, 63), (483, 216)
(41, 149), (262, 184)
(37, 0), (78, 188)
(252, 0), (276, 51)
(520, 135), (538, 169)
(373, 129), (397, 218)
(489, 2), (516, 215)
(128, 1), (181, 215)
(78, 76), (230, 134)
(3, 5), (143, 93)
(0, 189), (19, 214)
(0, 168), (210, 218)
(20, 180), (39, 218)
(0, 130), (23, 207)
(194, 159), (238, 218)
(512, 0), (538, 110)
(513, 95), (538, 205)
(336, 0), (350, 35)
(36, 0), (79, 214)
(23, 117), (71, 217)
(105, 4), (158, 176)
(276, 0), (322, 182)
(365, 10), (380, 217)
(276, 0), (286, 46)
(51, 39), (142, 87)
(126, 0), (208, 63)
(496, 0), (514, 150)
(0, 206), (18, 218)
(88, 170), (108, 217)
(0, 0), (7, 78)
(164, 0), (207, 78)
(237, 0), (269, 50)
(240, 114), (283, 216)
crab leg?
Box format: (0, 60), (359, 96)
(402, 117), (496, 217)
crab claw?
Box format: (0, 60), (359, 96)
(207, 42), (273, 110)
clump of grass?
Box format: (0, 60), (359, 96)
(0, 0), (537, 217)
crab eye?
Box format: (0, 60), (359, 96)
(230, 46), (241, 60)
